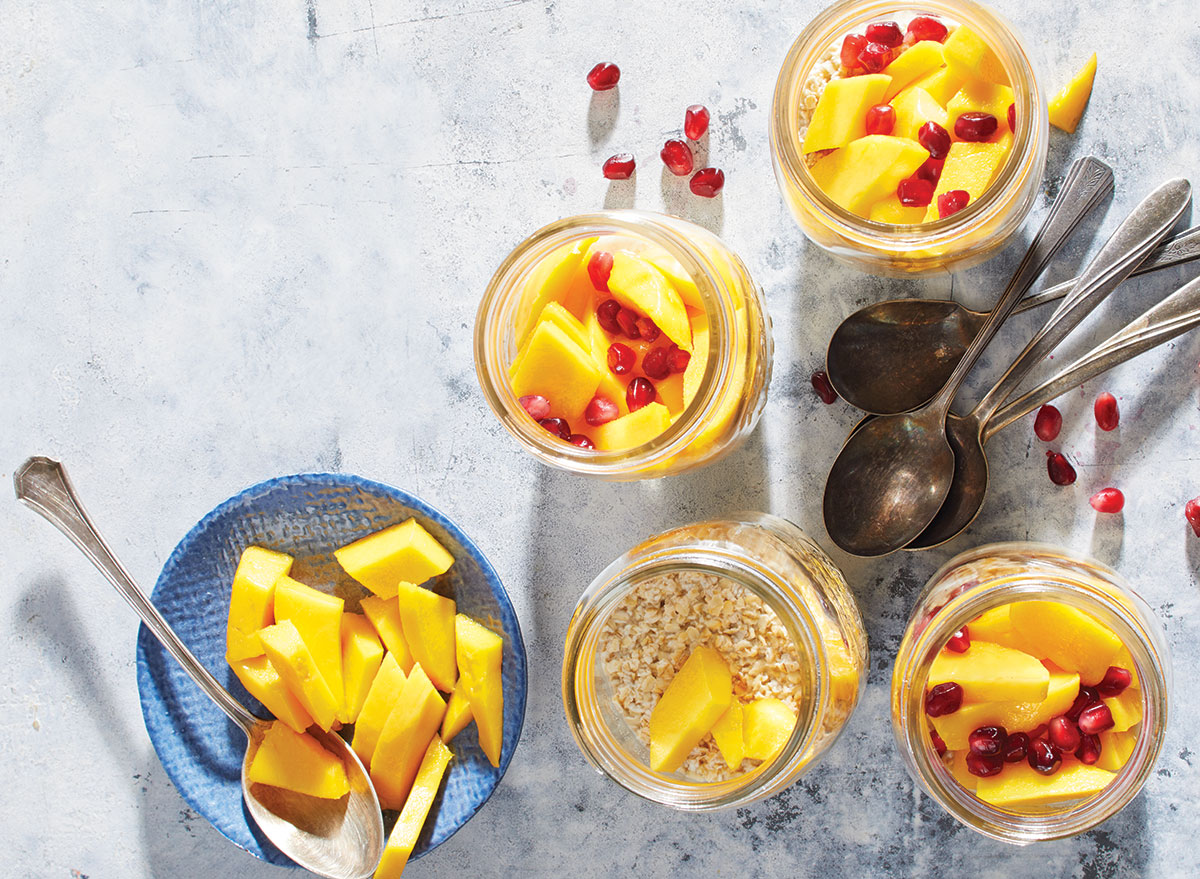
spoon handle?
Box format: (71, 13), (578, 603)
(972, 178), (1192, 424)
(1014, 224), (1200, 315)
(985, 273), (1200, 440)
(929, 156), (1114, 411)
(13, 457), (258, 734)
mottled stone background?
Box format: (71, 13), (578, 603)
(3, 1), (1198, 877)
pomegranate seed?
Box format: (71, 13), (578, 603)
(866, 21), (903, 47)
(684, 104), (710, 140)
(668, 347), (691, 374)
(586, 62), (620, 91)
(1097, 666), (1133, 698)
(1008, 103), (1016, 133)
(906, 15), (948, 43)
(937, 189), (970, 219)
(1034, 404), (1062, 441)
(918, 121), (952, 159)
(519, 394), (551, 420)
(897, 176), (935, 207)
(602, 153), (636, 180)
(931, 729), (948, 756)
(588, 251), (614, 291)
(596, 298), (622, 334)
(661, 139), (694, 176)
(1078, 703), (1116, 735)
(615, 307), (640, 340)
(1003, 732), (1030, 763)
(539, 417), (571, 439)
(1187, 497), (1200, 537)
(1048, 716), (1082, 752)
(946, 627), (970, 653)
(968, 726), (1006, 757)
(858, 42), (893, 73)
(1046, 451), (1077, 485)
(925, 682), (964, 717)
(626, 377), (656, 412)
(607, 342), (635, 375)
(966, 752), (1004, 777)
(1066, 686), (1101, 722)
(642, 346), (671, 380)
(954, 112), (998, 142)
(689, 167), (725, 197)
(1094, 392), (1120, 430)
(1028, 723), (1049, 741)
(916, 157), (944, 185)
(584, 395), (619, 426)
(567, 433), (595, 449)
(1090, 488), (1125, 514)
(864, 103), (896, 136)
(1027, 739), (1062, 775)
(1075, 734), (1102, 765)
(811, 370), (838, 404)
(840, 34), (868, 70)
(635, 317), (661, 342)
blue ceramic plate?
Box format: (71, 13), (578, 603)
(135, 472), (527, 868)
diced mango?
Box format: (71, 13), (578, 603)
(681, 312), (710, 409)
(455, 614), (505, 767)
(975, 761), (1117, 808)
(1048, 53), (1097, 134)
(648, 646), (731, 773)
(929, 668), (1079, 750)
(334, 519), (455, 600)
(655, 372), (686, 415)
(913, 66), (967, 107)
(889, 85), (949, 141)
(360, 595), (415, 673)
(371, 664), (448, 811)
(641, 248), (703, 311)
(580, 306), (630, 418)
(441, 680), (474, 743)
(1008, 601), (1123, 685)
(226, 546), (293, 662)
(530, 301), (591, 354)
(590, 402), (672, 451)
(352, 654), (408, 767)
(1104, 689), (1143, 733)
(929, 640), (1049, 703)
(710, 702), (745, 770)
(966, 605), (1018, 647)
(1111, 647), (1141, 690)
(882, 41), (947, 101)
(943, 25), (1009, 86)
(802, 74), (892, 152)
(514, 237), (594, 343)
(869, 193), (927, 225)
(948, 749), (977, 791)
(509, 319), (603, 422)
(607, 252), (691, 350)
(947, 79), (1015, 130)
(374, 735), (453, 879)
(247, 724), (349, 799)
(922, 141), (1010, 222)
(274, 577), (346, 722)
(395, 581), (457, 693)
(258, 620), (341, 732)
(809, 135), (929, 218)
(341, 613), (385, 724)
(230, 655), (314, 734)
(1097, 730), (1136, 773)
(688, 306), (748, 453)
(742, 698), (798, 763)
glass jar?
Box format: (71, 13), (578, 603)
(770, 0), (1048, 276)
(892, 543), (1170, 843)
(474, 211), (772, 480)
(563, 514), (868, 810)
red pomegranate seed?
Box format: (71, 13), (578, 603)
(811, 370), (838, 404)
(916, 157), (945, 185)
(626, 377), (656, 412)
(684, 104), (710, 140)
(1003, 732), (1030, 763)
(615, 307), (640, 339)
(1090, 488), (1125, 514)
(567, 433), (595, 449)
(588, 251), (614, 291)
(1097, 666), (1133, 698)
(925, 682), (964, 717)
(607, 342), (635, 375)
(602, 153), (636, 180)
(858, 41), (893, 73)
(635, 317), (661, 342)
(968, 725), (1007, 757)
(1066, 685), (1100, 722)
(668, 347), (691, 374)
(1078, 703), (1116, 735)
(906, 15), (948, 43)
(689, 167), (725, 197)
(931, 729), (948, 756)
(1187, 497), (1200, 537)
(918, 121), (952, 159)
(1008, 103), (1016, 132)
(946, 626), (971, 653)
(938, 189), (970, 219)
(586, 62), (620, 91)
(864, 103), (896, 136)
(661, 139), (694, 176)
(1027, 739), (1062, 775)
(519, 394), (551, 420)
(1048, 716), (1082, 751)
(1028, 723), (1049, 741)
(596, 298), (622, 334)
(897, 176), (935, 207)
(955, 112), (998, 142)
(840, 34), (868, 70)
(966, 752), (1003, 777)
(1046, 451), (1077, 485)
(642, 346), (671, 380)
(866, 21), (904, 47)
(1034, 404), (1062, 441)
(1076, 734), (1102, 765)
(584, 395), (620, 426)
(539, 417), (571, 439)
(1094, 392), (1120, 430)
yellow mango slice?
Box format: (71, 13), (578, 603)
(247, 724), (349, 799)
(742, 698), (798, 763)
(802, 74), (892, 152)
(258, 620), (340, 732)
(965, 605), (1017, 646)
(929, 669), (1079, 750)
(649, 646), (732, 773)
(514, 237), (594, 343)
(889, 85), (949, 141)
(869, 193), (927, 225)
(529, 300), (591, 354)
(688, 306), (749, 454)
(922, 141), (1010, 222)
(374, 735), (453, 879)
(948, 749), (977, 791)
(641, 247), (703, 311)
(1007, 601), (1123, 685)
(681, 312), (710, 409)
(882, 41), (947, 102)
(441, 680), (474, 743)
(1111, 647), (1141, 690)
(947, 79), (1015, 129)
(809, 135), (929, 218)
(335, 519), (454, 600)
(590, 401), (672, 451)
(229, 655), (314, 734)
(371, 664), (447, 811)
(1104, 689), (1142, 733)
(943, 25), (1008, 86)
(710, 702), (745, 770)
(455, 614), (505, 767)
(274, 577), (346, 722)
(1049, 53), (1097, 134)
(825, 636), (861, 708)
(1097, 730), (1136, 773)
(929, 640), (1049, 703)
(226, 546), (293, 662)
(580, 308), (630, 418)
(607, 252), (691, 350)
(913, 66), (967, 107)
(360, 595), (415, 673)
(654, 373), (686, 415)
(509, 319), (603, 422)
(341, 613), (385, 724)
(975, 762), (1117, 808)
(395, 581), (457, 693)
(351, 654), (408, 767)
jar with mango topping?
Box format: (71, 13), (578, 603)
(771, 0), (1048, 275)
(892, 543), (1170, 842)
(474, 211), (772, 479)
(562, 515), (867, 809)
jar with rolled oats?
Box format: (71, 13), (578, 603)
(562, 514), (868, 809)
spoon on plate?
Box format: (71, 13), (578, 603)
(826, 224), (1200, 416)
(907, 178), (1192, 549)
(823, 156), (1114, 557)
(14, 457), (384, 879)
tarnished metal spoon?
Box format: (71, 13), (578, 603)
(823, 157), (1114, 557)
(907, 178), (1192, 549)
(826, 225), (1200, 415)
(14, 457), (384, 879)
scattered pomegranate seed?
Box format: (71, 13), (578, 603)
(1094, 392), (1120, 430)
(906, 15), (948, 42)
(596, 298), (622, 334)
(1048, 716), (1082, 752)
(661, 139), (694, 176)
(539, 417), (571, 439)
(519, 394), (551, 420)
(1090, 488), (1125, 514)
(1046, 451), (1077, 485)
(931, 728), (948, 756)
(1034, 404), (1062, 441)
(916, 157), (944, 185)
(897, 176), (935, 207)
(925, 682), (964, 717)
(968, 726), (1006, 757)
(1002, 732), (1030, 763)
(858, 41), (893, 73)
(937, 189), (970, 219)
(1187, 497), (1200, 537)
(946, 627), (971, 653)
(602, 153), (636, 180)
(1078, 703), (1116, 735)
(567, 433), (595, 449)
(689, 167), (725, 197)
(586, 62), (620, 91)
(642, 346), (672, 380)
(955, 112), (998, 142)
(841, 34), (869, 70)
(1065, 685), (1100, 722)
(635, 317), (661, 342)
(684, 104), (710, 140)
(966, 751), (1004, 777)
(584, 395), (620, 426)
(1007, 103), (1016, 132)
(864, 103), (896, 136)
(607, 342), (635, 375)
(668, 347), (691, 374)
(615, 307), (640, 339)
(1027, 739), (1062, 775)
(1097, 666), (1133, 698)
(626, 377), (656, 411)
(1075, 734), (1102, 765)
(918, 121), (952, 159)
(811, 370), (838, 404)
(588, 251), (614, 291)
(866, 21), (904, 47)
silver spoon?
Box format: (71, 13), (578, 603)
(823, 156), (1114, 557)
(907, 178), (1192, 549)
(826, 225), (1200, 415)
(14, 457), (384, 879)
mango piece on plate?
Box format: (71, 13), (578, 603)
(1104, 689), (1142, 733)
(890, 85), (950, 141)
(247, 724), (349, 799)
(943, 25), (1009, 86)
(274, 577), (346, 722)
(515, 237), (594, 343)
(1097, 730), (1136, 773)
(922, 141), (1010, 222)
(591, 401), (672, 451)
(947, 79), (1015, 129)
(341, 613), (385, 724)
(226, 546), (293, 662)
(710, 701), (745, 770)
(455, 614), (505, 767)
(607, 252), (692, 350)
(371, 664), (447, 811)
(1049, 53), (1097, 134)
(869, 193), (928, 225)
(975, 761), (1117, 808)
(351, 653), (408, 766)
(230, 655), (314, 734)
(509, 319), (603, 421)
(360, 595), (415, 673)
(441, 680), (474, 743)
(810, 135), (929, 218)
(929, 640), (1049, 703)
(742, 698), (798, 763)
(375, 735), (453, 879)
(882, 41), (946, 101)
(1008, 601), (1123, 685)
(335, 519), (455, 600)
(929, 668), (1079, 750)
(913, 66), (967, 107)
(802, 74), (892, 152)
(648, 645), (731, 772)
(395, 581), (457, 693)
(258, 620), (341, 732)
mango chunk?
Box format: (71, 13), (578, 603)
(975, 762), (1117, 808)
(1104, 689), (1143, 733)
(1097, 730), (1136, 773)
(889, 85), (950, 141)
(441, 680), (474, 743)
(965, 605), (1019, 647)
(258, 620), (341, 732)
(742, 698), (798, 763)
(929, 668), (1079, 750)
(802, 74), (892, 152)
(360, 595), (415, 673)
(230, 655), (314, 734)
(607, 252), (691, 350)
(590, 401), (672, 451)
(943, 25), (1009, 86)
(341, 613), (385, 724)
(1007, 601), (1122, 685)
(274, 577), (346, 722)
(226, 546), (293, 662)
(1048, 53), (1097, 134)
(882, 41), (947, 102)
(371, 664), (447, 811)
(948, 749), (978, 791)
(947, 79), (1015, 129)
(710, 702), (745, 770)
(455, 614), (505, 767)
(509, 319), (603, 422)
(641, 248), (703, 311)
(374, 736), (453, 879)
(334, 518), (455, 600)
(351, 653), (408, 767)
(649, 646), (731, 773)
(869, 193), (928, 225)
(810, 135), (929, 218)
(825, 635), (861, 708)
(514, 237), (593, 343)
(681, 312), (710, 409)
(922, 141), (1010, 222)
(530, 301), (591, 355)
(913, 66), (967, 107)
(247, 724), (349, 799)
(395, 581), (457, 693)
(929, 640), (1049, 703)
